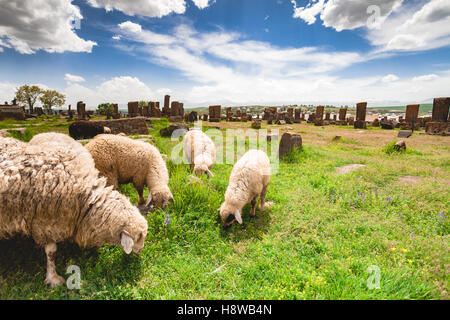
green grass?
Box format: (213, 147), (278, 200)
(0, 117), (448, 300)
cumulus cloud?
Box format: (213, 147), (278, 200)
(0, 0), (96, 54)
(64, 73), (85, 83)
(112, 22), (449, 106)
(87, 0), (214, 17)
(382, 74), (399, 83)
(291, 0), (450, 53)
(412, 74), (438, 81)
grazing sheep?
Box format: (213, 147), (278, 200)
(30, 132), (97, 171)
(0, 138), (148, 287)
(68, 121), (111, 140)
(219, 149), (271, 227)
(85, 134), (173, 209)
(183, 129), (216, 177)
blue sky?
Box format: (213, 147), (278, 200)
(0, 0), (449, 108)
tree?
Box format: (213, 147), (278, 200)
(139, 101), (148, 108)
(15, 85), (42, 113)
(39, 89), (65, 112)
(97, 103), (114, 115)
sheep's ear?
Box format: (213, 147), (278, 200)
(145, 192), (153, 207)
(120, 232), (134, 254)
(206, 169), (214, 178)
(235, 209), (243, 225)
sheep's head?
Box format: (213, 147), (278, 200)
(219, 202), (242, 228)
(119, 209), (148, 255)
(145, 185), (173, 209)
(194, 164), (214, 177)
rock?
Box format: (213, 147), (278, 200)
(159, 124), (189, 137)
(285, 126), (293, 130)
(332, 135), (342, 142)
(251, 120), (261, 129)
(279, 132), (302, 158)
(394, 140), (406, 151)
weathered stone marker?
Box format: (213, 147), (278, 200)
(209, 105), (221, 122)
(279, 132), (302, 158)
(354, 102), (367, 129)
(315, 106), (324, 126)
(426, 97), (450, 135)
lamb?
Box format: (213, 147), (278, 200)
(0, 137), (148, 287)
(183, 128), (216, 177)
(68, 120), (111, 140)
(85, 134), (173, 209)
(219, 149), (271, 227)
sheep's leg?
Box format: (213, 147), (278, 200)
(260, 185), (268, 211)
(44, 243), (65, 288)
(250, 197), (258, 217)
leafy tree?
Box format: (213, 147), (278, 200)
(15, 85), (42, 113)
(139, 101), (148, 108)
(39, 89), (65, 111)
(97, 103), (115, 115)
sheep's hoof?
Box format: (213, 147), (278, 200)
(45, 274), (65, 288)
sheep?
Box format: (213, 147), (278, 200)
(30, 132), (97, 172)
(85, 134), (173, 209)
(68, 121), (111, 140)
(183, 128), (216, 177)
(219, 149), (271, 227)
(0, 138), (148, 287)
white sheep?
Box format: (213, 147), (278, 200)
(219, 149), (271, 227)
(0, 137), (148, 287)
(85, 134), (173, 209)
(183, 128), (216, 177)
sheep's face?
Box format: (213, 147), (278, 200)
(219, 203), (242, 228)
(146, 186), (173, 209)
(120, 214), (148, 254)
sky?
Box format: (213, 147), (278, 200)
(0, 0), (449, 109)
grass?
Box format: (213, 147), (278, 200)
(0, 116), (448, 300)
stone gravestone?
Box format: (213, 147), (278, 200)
(354, 102), (367, 129)
(337, 108), (347, 125)
(128, 101), (139, 118)
(209, 105), (221, 122)
(315, 106), (324, 126)
(162, 95), (171, 118)
(112, 103), (120, 119)
(188, 111), (198, 122)
(279, 132), (302, 158)
(169, 101), (183, 122)
(426, 97), (450, 135)
(77, 101), (87, 120)
(402, 104), (420, 130)
(294, 109), (301, 123)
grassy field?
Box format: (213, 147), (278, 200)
(0, 116), (448, 300)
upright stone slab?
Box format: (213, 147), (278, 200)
(77, 101), (87, 120)
(354, 102), (367, 129)
(426, 97), (450, 135)
(162, 95), (171, 118)
(402, 104), (420, 130)
(209, 105), (221, 122)
(315, 106), (324, 126)
(294, 109), (301, 123)
(128, 101), (139, 118)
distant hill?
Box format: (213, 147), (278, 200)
(370, 104), (433, 115)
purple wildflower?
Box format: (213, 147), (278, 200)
(374, 187), (378, 195)
(386, 197), (392, 202)
(398, 212), (403, 219)
(439, 212), (446, 220)
(410, 232), (415, 240)
(164, 214), (171, 226)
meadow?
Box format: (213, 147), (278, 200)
(0, 115), (448, 300)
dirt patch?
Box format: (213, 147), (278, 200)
(335, 164), (366, 175)
(398, 175), (423, 184)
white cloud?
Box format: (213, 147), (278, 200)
(0, 0), (96, 54)
(113, 22), (449, 106)
(64, 73), (85, 83)
(87, 0), (214, 17)
(291, 0), (325, 25)
(192, 0), (212, 10)
(382, 74), (399, 83)
(112, 35), (121, 40)
(292, 0), (450, 53)
(64, 76), (153, 107)
(412, 74), (438, 82)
